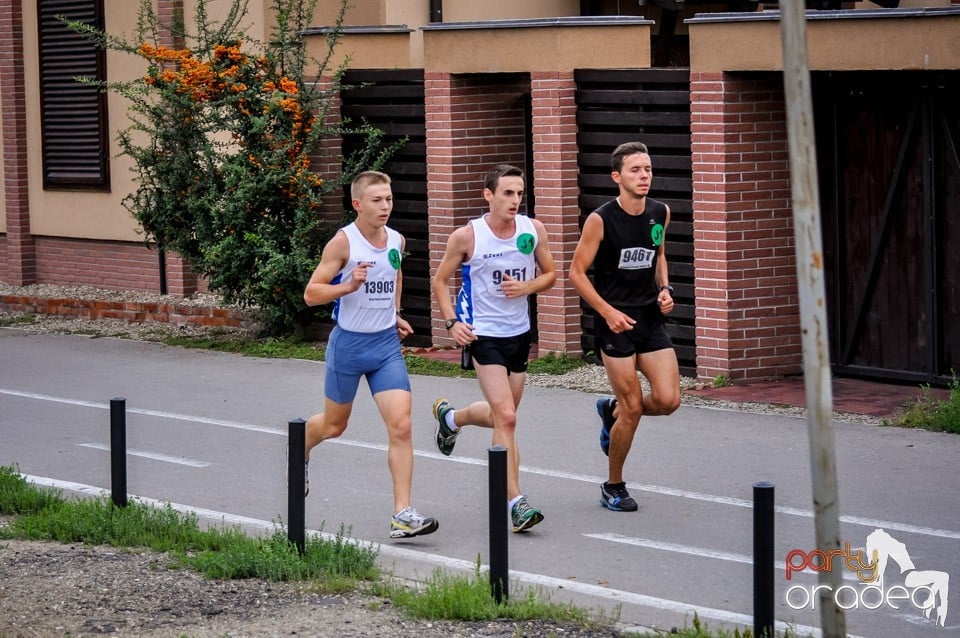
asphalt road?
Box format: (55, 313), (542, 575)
(1, 330), (957, 637)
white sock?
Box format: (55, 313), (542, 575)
(508, 495), (523, 511)
(445, 410), (459, 431)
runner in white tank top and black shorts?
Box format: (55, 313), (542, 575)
(455, 212), (538, 373)
(430, 164), (558, 533)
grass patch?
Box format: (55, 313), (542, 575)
(0, 466), (63, 515)
(1, 466), (622, 628)
(161, 334), (587, 379)
(0, 313), (38, 327)
(527, 352), (590, 375)
(162, 335), (325, 361)
(0, 466), (378, 584)
(645, 612), (804, 637)
(888, 374), (960, 433)
(711, 374), (732, 388)
(374, 561), (604, 626)
(402, 351), (588, 379)
(403, 353), (475, 378)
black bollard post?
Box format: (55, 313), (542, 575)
(753, 481), (775, 638)
(488, 445), (509, 604)
(287, 418), (306, 555)
(109, 397), (127, 508)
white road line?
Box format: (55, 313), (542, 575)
(23, 474), (863, 638)
(5, 387), (960, 541)
(77, 443), (209, 468)
(585, 533), (859, 582)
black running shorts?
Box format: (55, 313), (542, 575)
(467, 331), (533, 374)
(596, 307), (674, 358)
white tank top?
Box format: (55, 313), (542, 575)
(331, 222), (403, 333)
(456, 214), (538, 338)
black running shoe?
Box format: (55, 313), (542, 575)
(596, 397), (616, 456)
(600, 481), (638, 512)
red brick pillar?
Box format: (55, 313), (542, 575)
(312, 75), (344, 225)
(691, 72), (801, 382)
(163, 254), (198, 296)
(426, 72), (466, 345)
(0, 0), (35, 285)
(425, 72), (528, 346)
(530, 71), (581, 355)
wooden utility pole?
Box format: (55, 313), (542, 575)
(777, 4), (847, 637)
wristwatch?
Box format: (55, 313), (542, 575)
(444, 318), (458, 330)
(660, 285), (674, 293)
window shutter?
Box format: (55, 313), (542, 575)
(37, 0), (109, 189)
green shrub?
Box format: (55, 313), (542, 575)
(67, 0), (396, 334)
(892, 374), (960, 433)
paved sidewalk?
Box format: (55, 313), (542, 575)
(409, 346), (946, 421)
(686, 375), (948, 420)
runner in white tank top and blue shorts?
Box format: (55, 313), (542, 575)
(325, 221), (409, 403)
(299, 171), (438, 540)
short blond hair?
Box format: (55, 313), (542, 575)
(351, 170), (391, 200)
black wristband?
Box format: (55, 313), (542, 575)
(660, 285), (674, 293)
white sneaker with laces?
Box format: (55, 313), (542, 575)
(389, 506), (439, 539)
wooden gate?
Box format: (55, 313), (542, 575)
(575, 69), (695, 376)
(340, 70), (431, 346)
(815, 71), (960, 385)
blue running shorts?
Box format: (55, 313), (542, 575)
(324, 325), (411, 403)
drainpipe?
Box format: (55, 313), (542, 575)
(158, 249), (168, 295)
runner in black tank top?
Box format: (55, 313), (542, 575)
(593, 197), (669, 313)
(569, 142), (681, 514)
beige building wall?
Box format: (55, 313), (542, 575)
(314, 0), (385, 26)
(442, 0), (580, 22)
(309, 31), (419, 70)
(423, 23), (651, 73)
(185, 0), (269, 41)
(690, 13), (960, 72)
(22, 1), (145, 241)
(20, 1), (279, 243)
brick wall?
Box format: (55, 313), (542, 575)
(425, 72), (528, 345)
(0, 0), (35, 285)
(312, 75), (346, 225)
(0, 292), (247, 329)
(0, 235), (6, 281)
(691, 72), (801, 382)
(34, 237), (165, 292)
(530, 71), (581, 355)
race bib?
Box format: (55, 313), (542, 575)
(357, 278), (396, 308)
(618, 247), (655, 270)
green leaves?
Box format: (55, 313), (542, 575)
(81, 0), (391, 334)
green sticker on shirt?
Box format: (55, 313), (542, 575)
(651, 224), (664, 247)
(517, 233), (535, 255)
(388, 248), (402, 270)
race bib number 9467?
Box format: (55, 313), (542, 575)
(618, 247), (655, 270)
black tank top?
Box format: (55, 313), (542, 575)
(593, 197), (668, 312)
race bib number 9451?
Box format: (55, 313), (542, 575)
(618, 247), (655, 270)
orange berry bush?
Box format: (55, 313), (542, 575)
(70, 0), (394, 333)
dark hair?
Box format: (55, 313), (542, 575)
(483, 164), (524, 193)
(611, 142), (649, 172)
